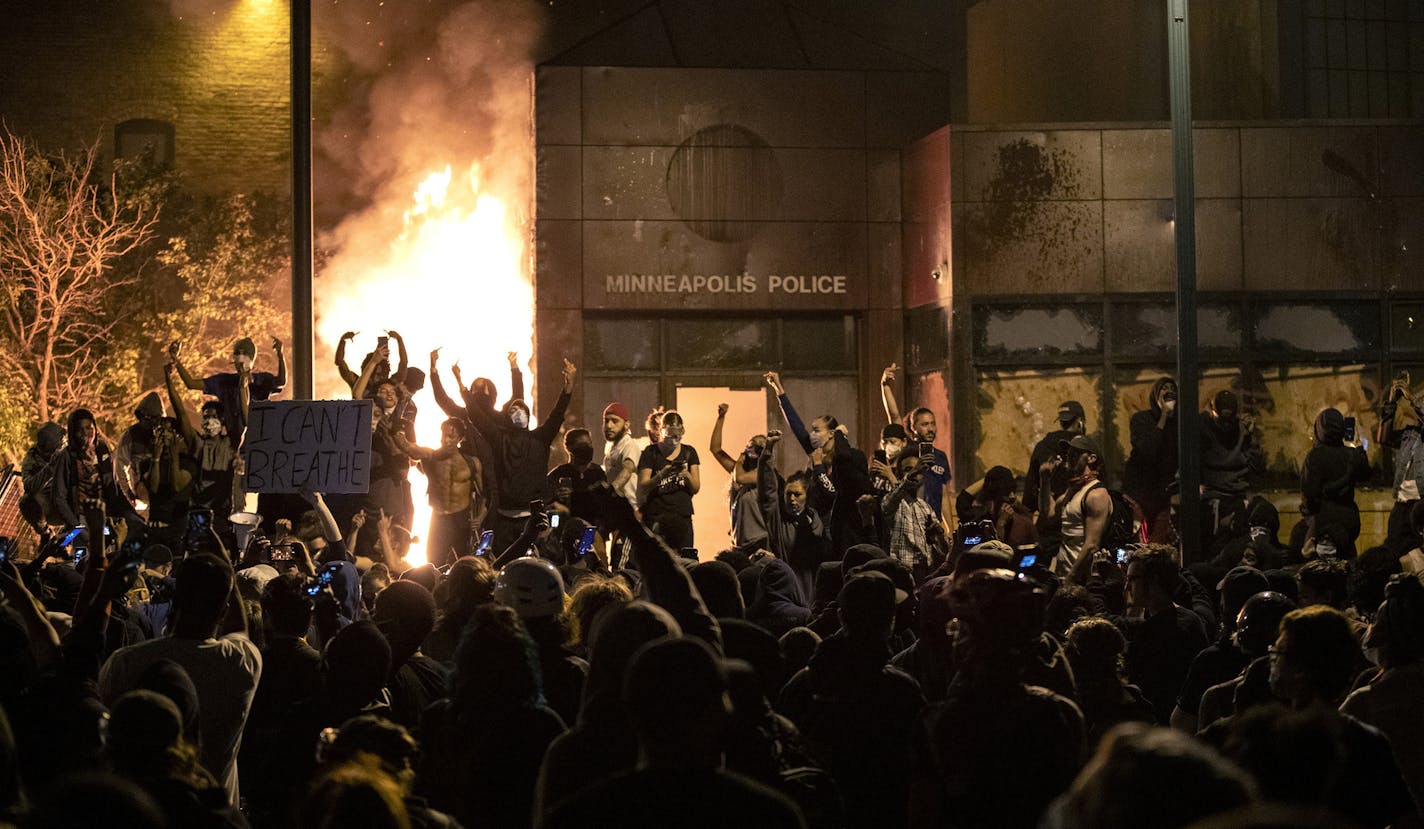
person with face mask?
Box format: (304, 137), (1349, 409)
(870, 423), (908, 495)
(1124, 378), (1179, 542)
(548, 427), (607, 528)
(449, 355), (575, 554)
(709, 402), (768, 549)
(637, 410), (701, 551)
(355, 356), (418, 546)
(1200, 389), (1264, 536)
(165, 362), (238, 522)
(1301, 407), (1372, 558)
(114, 391), (166, 509)
(169, 336), (285, 435)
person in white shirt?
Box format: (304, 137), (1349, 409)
(99, 552), (261, 806)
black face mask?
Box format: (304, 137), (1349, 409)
(570, 445), (594, 466)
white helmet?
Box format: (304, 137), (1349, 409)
(494, 557), (565, 618)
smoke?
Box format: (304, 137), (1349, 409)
(310, 0), (544, 397)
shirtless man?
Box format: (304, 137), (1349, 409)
(395, 418), (485, 568)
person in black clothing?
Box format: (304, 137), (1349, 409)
(637, 410), (701, 551)
(1170, 566), (1270, 733)
(542, 636), (806, 829)
(52, 408), (141, 533)
(911, 568), (1086, 829)
(1124, 378), (1178, 543)
(435, 355), (575, 553)
(372, 580), (446, 732)
(547, 428), (606, 528)
(1025, 399), (1088, 548)
(765, 372), (874, 558)
(1122, 545), (1210, 724)
(1062, 617), (1155, 746)
(1301, 407), (1372, 558)
(420, 603), (566, 829)
(780, 571), (923, 829)
(1200, 390), (1264, 539)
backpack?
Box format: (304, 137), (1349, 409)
(1088, 482), (1148, 551)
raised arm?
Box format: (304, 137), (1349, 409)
(429, 350), (469, 419)
(352, 343), (386, 400)
(270, 337), (287, 391)
(592, 482), (722, 652)
(508, 351), (525, 402)
(758, 432), (789, 559)
(167, 341), (205, 391)
(389, 330), (409, 384)
(709, 403), (737, 474)
(165, 363), (197, 444)
(335, 331), (360, 389)
(765, 371), (813, 456)
(881, 362), (902, 424)
(531, 359), (576, 443)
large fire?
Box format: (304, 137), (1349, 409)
(316, 163), (532, 568)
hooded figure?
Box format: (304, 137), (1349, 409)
(1301, 408), (1372, 557)
(1124, 377), (1180, 539)
(115, 392), (165, 505)
(20, 422), (67, 529)
(1200, 389), (1262, 497)
(745, 558), (812, 637)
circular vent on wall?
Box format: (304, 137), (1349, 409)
(665, 124), (783, 243)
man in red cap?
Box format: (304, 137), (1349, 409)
(602, 402), (641, 510)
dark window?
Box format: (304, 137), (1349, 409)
(783, 316), (855, 371)
(585, 317), (658, 370)
(1391, 301), (1424, 353)
(665, 318), (776, 370)
(114, 119), (175, 167)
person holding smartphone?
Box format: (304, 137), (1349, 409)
(637, 410), (700, 551)
(1381, 370), (1424, 554)
(1301, 407), (1373, 558)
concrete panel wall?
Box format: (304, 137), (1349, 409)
(952, 122), (1424, 298)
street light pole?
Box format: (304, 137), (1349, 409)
(291, 0), (315, 400)
(1169, 0), (1201, 563)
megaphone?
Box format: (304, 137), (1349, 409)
(229, 511), (263, 553)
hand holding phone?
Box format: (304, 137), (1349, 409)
(475, 530), (494, 556)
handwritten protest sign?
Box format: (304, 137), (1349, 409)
(241, 400), (372, 494)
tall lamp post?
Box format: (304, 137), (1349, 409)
(291, 0), (315, 400)
(1169, 0), (1201, 563)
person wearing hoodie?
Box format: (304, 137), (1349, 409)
(115, 391), (165, 508)
(1124, 377), (1179, 542)
(371, 580), (446, 732)
(445, 355), (575, 553)
(51, 408), (140, 532)
(746, 558), (812, 638)
(779, 571), (924, 829)
(19, 421), (66, 532)
(1200, 390), (1264, 535)
(1301, 408), (1372, 558)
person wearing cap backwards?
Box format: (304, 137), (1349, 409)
(1041, 435), (1113, 579)
(1023, 399), (1087, 543)
(169, 336), (285, 435)
(1124, 377), (1179, 542)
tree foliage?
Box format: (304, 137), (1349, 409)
(0, 127), (291, 464)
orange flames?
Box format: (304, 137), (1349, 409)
(317, 163), (532, 568)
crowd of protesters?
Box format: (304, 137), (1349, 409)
(3, 329), (1424, 829)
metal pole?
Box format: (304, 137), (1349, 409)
(1169, 0), (1201, 563)
(291, 0), (315, 400)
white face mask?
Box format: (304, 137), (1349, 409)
(201, 416), (224, 437)
(1316, 541), (1338, 558)
(809, 431), (828, 450)
(510, 409), (530, 430)
(1249, 526), (1269, 541)
(884, 442), (903, 462)
(234, 355), (253, 371)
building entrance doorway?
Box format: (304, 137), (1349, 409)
(674, 385), (767, 559)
